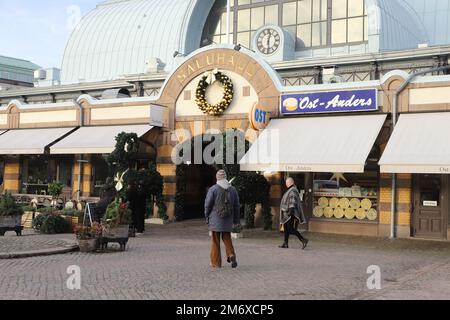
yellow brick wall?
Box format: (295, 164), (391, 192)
(3, 160), (20, 193)
(379, 174), (412, 227)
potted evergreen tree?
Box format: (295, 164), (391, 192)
(0, 193), (24, 236)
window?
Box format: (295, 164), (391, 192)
(201, 0), (368, 51)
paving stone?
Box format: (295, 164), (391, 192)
(0, 221), (449, 300)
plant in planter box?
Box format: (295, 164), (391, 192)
(0, 193), (24, 228)
(103, 200), (132, 239)
(74, 223), (102, 253)
(61, 208), (84, 227)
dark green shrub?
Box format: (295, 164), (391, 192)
(61, 208), (83, 217)
(262, 203), (273, 231)
(0, 193), (24, 217)
(37, 207), (57, 215)
(33, 214), (72, 234)
(244, 203), (257, 229)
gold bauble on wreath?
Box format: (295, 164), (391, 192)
(195, 70), (234, 116)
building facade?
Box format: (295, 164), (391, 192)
(0, 56), (39, 91)
(1, 0), (450, 240)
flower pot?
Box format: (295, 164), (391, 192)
(78, 238), (98, 253)
(103, 225), (129, 239)
(0, 215), (22, 228)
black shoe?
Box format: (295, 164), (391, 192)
(279, 243), (289, 249)
(302, 239), (309, 250)
(229, 256), (238, 268)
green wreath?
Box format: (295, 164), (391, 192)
(195, 70), (234, 116)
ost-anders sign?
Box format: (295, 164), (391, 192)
(281, 89), (378, 115)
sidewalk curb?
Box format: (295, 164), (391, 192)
(0, 241), (79, 259)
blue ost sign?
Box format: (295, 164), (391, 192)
(281, 89), (378, 115)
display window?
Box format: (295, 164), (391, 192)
(91, 156), (110, 197)
(312, 171), (379, 222)
(21, 156), (73, 195)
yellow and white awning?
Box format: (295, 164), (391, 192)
(50, 124), (154, 154)
(380, 112), (450, 174)
(240, 115), (386, 173)
(0, 127), (77, 155)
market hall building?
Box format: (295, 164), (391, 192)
(1, 0), (450, 240)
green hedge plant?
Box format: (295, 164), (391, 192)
(0, 193), (24, 217)
(33, 214), (72, 234)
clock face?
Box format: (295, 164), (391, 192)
(256, 28), (281, 55)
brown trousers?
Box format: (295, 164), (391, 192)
(210, 232), (236, 268)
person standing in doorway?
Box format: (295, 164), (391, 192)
(135, 180), (147, 236)
(279, 177), (309, 249)
(205, 170), (240, 269)
(126, 180), (139, 237)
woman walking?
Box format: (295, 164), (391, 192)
(279, 177), (309, 250)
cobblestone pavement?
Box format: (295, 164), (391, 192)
(1, 220), (450, 300)
(1, 230), (74, 255)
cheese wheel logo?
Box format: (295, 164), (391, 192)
(283, 98), (298, 112)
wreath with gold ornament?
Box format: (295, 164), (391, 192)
(195, 69), (234, 116)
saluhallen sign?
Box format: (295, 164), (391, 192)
(281, 89), (378, 115)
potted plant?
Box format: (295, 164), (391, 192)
(48, 182), (64, 208)
(75, 223), (102, 253)
(232, 224), (244, 239)
(61, 208), (84, 229)
(0, 193), (24, 236)
(101, 200), (132, 250)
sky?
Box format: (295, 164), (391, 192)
(0, 0), (99, 69)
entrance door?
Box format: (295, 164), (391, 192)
(413, 175), (447, 239)
(184, 164), (217, 220)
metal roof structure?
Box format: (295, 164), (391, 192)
(61, 0), (214, 84)
(59, 0), (443, 85)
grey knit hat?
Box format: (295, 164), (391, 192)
(216, 170), (227, 181)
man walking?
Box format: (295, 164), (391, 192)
(205, 170), (240, 268)
(279, 177), (309, 249)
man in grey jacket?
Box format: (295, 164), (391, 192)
(205, 170), (241, 268)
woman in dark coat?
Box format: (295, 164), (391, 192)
(279, 177), (309, 250)
(134, 181), (147, 234)
(125, 181), (139, 235)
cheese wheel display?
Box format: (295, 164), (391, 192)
(344, 208), (356, 220)
(318, 197), (329, 209)
(324, 207), (334, 218)
(334, 207), (345, 219)
(339, 198), (350, 209)
(356, 208), (367, 220)
(283, 98), (299, 111)
(361, 199), (373, 210)
(367, 208), (378, 221)
(350, 198), (361, 209)
(329, 198), (339, 209)
(313, 206), (324, 218)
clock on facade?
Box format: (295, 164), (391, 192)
(256, 27), (281, 55)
